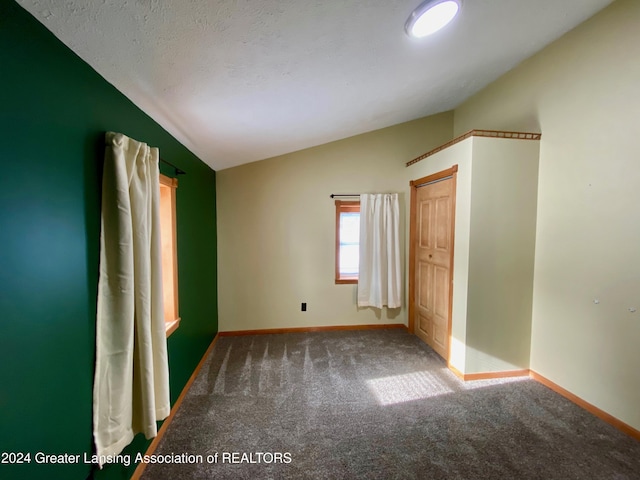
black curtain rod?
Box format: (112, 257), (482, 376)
(160, 158), (186, 175)
(330, 194), (360, 198)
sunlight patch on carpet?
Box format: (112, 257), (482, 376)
(367, 371), (453, 405)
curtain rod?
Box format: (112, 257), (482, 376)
(330, 194), (360, 198)
(160, 158), (186, 175)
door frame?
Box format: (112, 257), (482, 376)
(408, 165), (458, 364)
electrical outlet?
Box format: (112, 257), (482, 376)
(301, 302), (307, 312)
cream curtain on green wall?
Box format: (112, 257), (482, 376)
(93, 132), (170, 466)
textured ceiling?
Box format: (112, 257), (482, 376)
(18, 0), (613, 171)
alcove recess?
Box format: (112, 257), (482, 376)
(406, 130), (541, 376)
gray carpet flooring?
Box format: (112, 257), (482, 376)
(141, 329), (640, 479)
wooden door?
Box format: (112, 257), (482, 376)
(410, 168), (456, 361)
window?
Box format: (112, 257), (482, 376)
(159, 174), (180, 336)
(335, 200), (360, 284)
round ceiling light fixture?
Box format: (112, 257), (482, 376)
(405, 0), (461, 38)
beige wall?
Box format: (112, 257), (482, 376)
(216, 113), (453, 332)
(454, 0), (640, 430)
(465, 137), (539, 374)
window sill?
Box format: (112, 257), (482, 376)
(165, 317), (181, 337)
(335, 277), (358, 285)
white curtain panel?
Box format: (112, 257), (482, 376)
(93, 132), (170, 466)
(358, 193), (402, 309)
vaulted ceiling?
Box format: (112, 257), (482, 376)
(18, 0), (613, 170)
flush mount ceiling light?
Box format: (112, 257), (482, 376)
(405, 0), (461, 38)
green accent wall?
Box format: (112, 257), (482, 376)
(0, 2), (218, 478)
